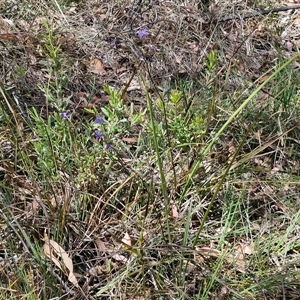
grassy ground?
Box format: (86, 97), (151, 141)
(1, 0), (300, 299)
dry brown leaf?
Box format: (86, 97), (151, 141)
(285, 41), (294, 52)
(122, 137), (137, 144)
(43, 237), (62, 270)
(171, 203), (179, 218)
(95, 238), (108, 252)
(226, 243), (253, 273)
(43, 234), (79, 288)
(0, 17), (14, 33)
(242, 243), (254, 255)
(283, 184), (289, 191)
(293, 16), (300, 26)
(90, 58), (106, 75)
(196, 245), (249, 273)
(113, 253), (128, 262)
(217, 286), (230, 300)
(26, 197), (41, 215)
(271, 164), (281, 174)
(196, 246), (221, 258)
(127, 85), (141, 92)
(91, 95), (109, 104)
(122, 232), (132, 247)
(95, 238), (128, 262)
(258, 75), (270, 83)
(253, 128), (263, 141)
(228, 145), (236, 154)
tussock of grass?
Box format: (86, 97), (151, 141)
(1, 0), (300, 299)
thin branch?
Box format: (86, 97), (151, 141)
(218, 5), (300, 23)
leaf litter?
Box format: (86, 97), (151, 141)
(1, 0), (300, 299)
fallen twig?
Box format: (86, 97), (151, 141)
(218, 5), (300, 22)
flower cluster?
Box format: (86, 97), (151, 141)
(94, 116), (104, 125)
(59, 112), (71, 119)
(59, 113), (113, 151)
(137, 28), (149, 39)
(93, 116), (113, 151)
(94, 130), (104, 141)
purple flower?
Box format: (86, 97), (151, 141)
(105, 144), (113, 151)
(137, 28), (149, 39)
(110, 40), (116, 48)
(59, 112), (71, 119)
(95, 130), (104, 141)
(94, 116), (104, 125)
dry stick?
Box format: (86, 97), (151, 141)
(218, 5), (300, 22)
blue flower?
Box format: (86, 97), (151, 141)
(105, 144), (113, 151)
(110, 41), (116, 48)
(94, 116), (104, 125)
(59, 112), (71, 119)
(137, 28), (149, 39)
(95, 130), (104, 141)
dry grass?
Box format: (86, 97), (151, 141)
(1, 0), (300, 299)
